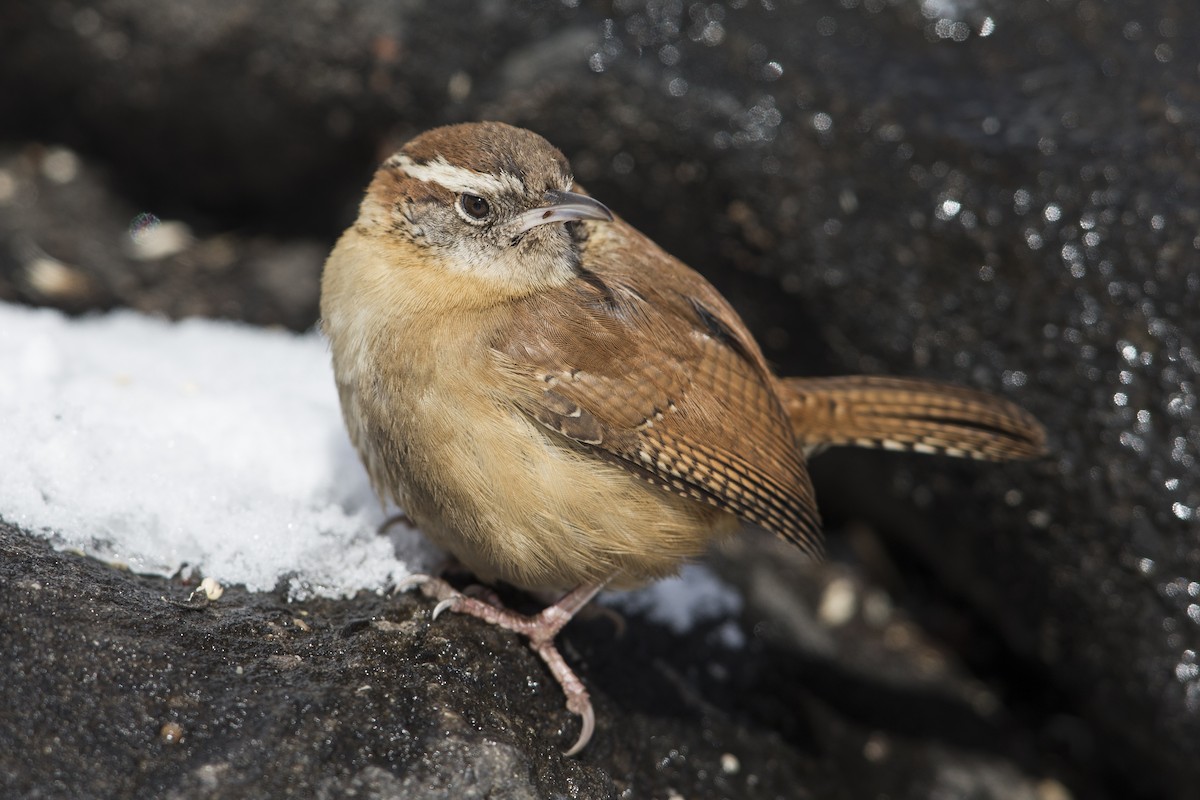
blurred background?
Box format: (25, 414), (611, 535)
(2, 1), (1197, 797)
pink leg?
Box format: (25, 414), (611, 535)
(399, 575), (607, 755)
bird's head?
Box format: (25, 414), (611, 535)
(356, 121), (613, 299)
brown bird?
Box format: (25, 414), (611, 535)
(320, 121), (1046, 754)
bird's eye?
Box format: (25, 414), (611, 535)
(459, 193), (491, 220)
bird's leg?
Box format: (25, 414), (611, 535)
(399, 575), (608, 755)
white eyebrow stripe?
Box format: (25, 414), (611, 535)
(389, 154), (524, 196)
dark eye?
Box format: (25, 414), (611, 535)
(459, 193), (491, 220)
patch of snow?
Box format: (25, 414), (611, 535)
(604, 564), (744, 645)
(0, 302), (438, 599)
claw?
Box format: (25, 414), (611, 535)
(562, 699), (595, 757)
(377, 511), (414, 535)
(393, 573), (432, 594)
(584, 604), (627, 638)
(432, 596), (459, 620)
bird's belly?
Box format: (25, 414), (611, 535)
(394, 400), (736, 592)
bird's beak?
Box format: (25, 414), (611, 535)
(512, 190), (614, 235)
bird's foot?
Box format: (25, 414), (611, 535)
(399, 575), (604, 755)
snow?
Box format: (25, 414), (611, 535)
(604, 564), (744, 646)
(0, 302), (742, 636)
(0, 302), (433, 599)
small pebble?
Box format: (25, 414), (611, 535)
(159, 722), (184, 744)
(127, 217), (192, 260)
(817, 576), (857, 627)
(1037, 778), (1074, 800)
(199, 576), (223, 601)
(41, 147), (79, 184)
(25, 257), (89, 301)
(863, 732), (890, 762)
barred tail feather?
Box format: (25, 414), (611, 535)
(779, 376), (1047, 461)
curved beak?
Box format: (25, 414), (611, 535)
(512, 190), (614, 235)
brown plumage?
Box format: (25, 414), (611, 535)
(497, 218), (824, 564)
(782, 375), (1047, 460)
(319, 121), (1046, 753)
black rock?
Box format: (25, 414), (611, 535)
(5, 521), (1053, 799)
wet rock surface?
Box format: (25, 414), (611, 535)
(2, 522), (1065, 799)
(2, 0), (1197, 797)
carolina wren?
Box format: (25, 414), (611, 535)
(320, 121), (1045, 754)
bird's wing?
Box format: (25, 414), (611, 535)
(491, 223), (822, 558)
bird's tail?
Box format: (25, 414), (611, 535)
(779, 375), (1047, 461)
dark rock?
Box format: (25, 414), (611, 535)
(0, 145), (324, 329)
(2, 0), (1197, 796)
(4, 521), (1061, 799)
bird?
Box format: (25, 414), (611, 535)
(320, 121), (1046, 755)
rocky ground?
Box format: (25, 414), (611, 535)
(2, 1), (1197, 797)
